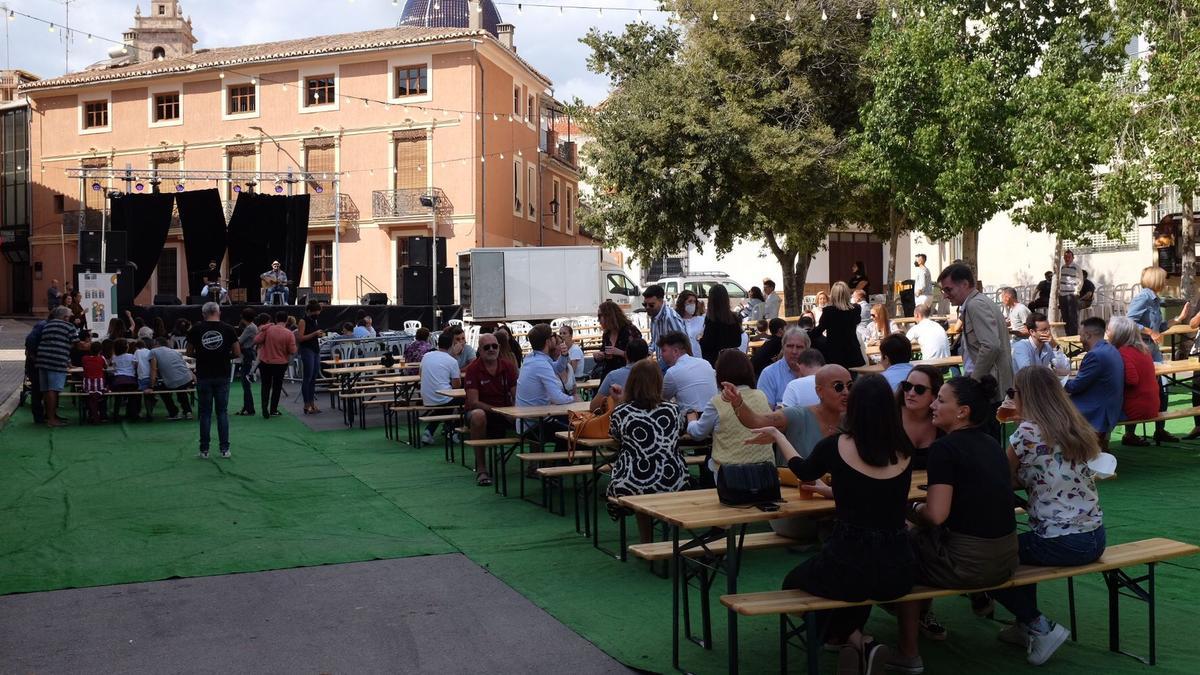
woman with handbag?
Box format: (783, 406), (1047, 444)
(686, 349), (774, 479)
(750, 374), (913, 675)
(606, 359), (689, 543)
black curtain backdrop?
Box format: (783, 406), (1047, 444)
(108, 193), (175, 296)
(227, 193), (308, 303)
(175, 188), (228, 299)
(134, 304), (462, 332)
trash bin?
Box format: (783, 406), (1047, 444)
(899, 280), (916, 317)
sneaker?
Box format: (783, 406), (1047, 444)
(884, 652), (923, 674)
(1122, 434), (1151, 447)
(998, 622), (1030, 648)
(271, 410), (281, 417)
(449, 431), (462, 444)
(1185, 426), (1200, 440)
(220, 448), (231, 459)
(1026, 623), (1069, 666)
(167, 414), (184, 421)
(970, 592), (995, 618)
(198, 449), (209, 459)
(420, 430), (435, 445)
(918, 612), (947, 641)
(1154, 430), (1180, 443)
(184, 412), (193, 420)
(863, 641), (891, 675)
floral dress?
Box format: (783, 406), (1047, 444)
(607, 401), (688, 500)
(1010, 421), (1103, 539)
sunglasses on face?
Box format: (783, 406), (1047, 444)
(480, 344), (499, 351)
(900, 381), (931, 395)
(831, 381), (852, 393)
(1006, 388), (1020, 399)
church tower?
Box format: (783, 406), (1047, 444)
(122, 1), (197, 62)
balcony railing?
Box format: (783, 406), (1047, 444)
(61, 209), (103, 234)
(372, 187), (454, 222)
(309, 192), (360, 223)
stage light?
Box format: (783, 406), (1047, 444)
(274, 184), (284, 194)
(91, 181), (102, 191)
(314, 185), (324, 194)
(175, 184), (185, 192)
(135, 183), (145, 191)
(233, 184), (242, 193)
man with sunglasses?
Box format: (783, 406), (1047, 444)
(464, 333), (517, 487)
(642, 284), (688, 369)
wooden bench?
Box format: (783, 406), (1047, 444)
(720, 537), (1199, 674)
(384, 404), (458, 445)
(61, 388), (197, 423)
(533, 456), (708, 527)
(463, 437), (523, 490)
(629, 531), (800, 562)
(1121, 406), (1200, 444)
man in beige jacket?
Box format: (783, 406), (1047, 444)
(937, 263), (1013, 407)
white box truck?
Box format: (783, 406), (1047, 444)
(457, 246), (640, 322)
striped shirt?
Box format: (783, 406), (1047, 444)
(650, 305), (689, 359)
(1058, 263), (1079, 294)
(35, 319), (75, 372)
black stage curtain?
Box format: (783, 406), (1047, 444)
(227, 193), (308, 303)
(283, 195), (310, 292)
(175, 188), (228, 298)
(132, 304), (462, 332)
(109, 193), (175, 295)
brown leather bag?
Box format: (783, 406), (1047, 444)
(567, 396), (615, 460)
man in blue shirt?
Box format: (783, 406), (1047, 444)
(1064, 317), (1125, 440)
(642, 284), (688, 369)
(515, 323), (578, 443)
(593, 338), (649, 410)
(756, 327), (811, 408)
(879, 334), (915, 392)
(1011, 313), (1068, 374)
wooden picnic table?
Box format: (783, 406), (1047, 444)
(321, 356), (415, 367)
(620, 471), (928, 673)
(892, 316), (950, 325)
(486, 400), (593, 496)
(438, 379), (600, 402)
(852, 356), (962, 375)
(324, 363), (411, 377)
(376, 374), (422, 385)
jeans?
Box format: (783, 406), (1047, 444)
(299, 348), (320, 405)
(239, 351), (256, 413)
(991, 526), (1106, 625)
(157, 384), (193, 417)
(1059, 294), (1080, 336)
(259, 362), (287, 416)
(268, 287), (290, 305)
(197, 377), (230, 452)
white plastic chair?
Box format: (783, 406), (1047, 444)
(169, 335), (187, 351)
(466, 324), (481, 350)
(333, 343), (358, 362)
(550, 317), (569, 330)
(359, 340), (381, 358)
(446, 319), (464, 329)
(403, 320), (422, 336)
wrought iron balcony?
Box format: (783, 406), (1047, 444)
(372, 187), (454, 221)
(309, 192), (360, 223)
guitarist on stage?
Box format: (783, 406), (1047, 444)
(200, 260), (229, 304)
(261, 260), (290, 305)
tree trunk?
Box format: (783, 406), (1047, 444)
(961, 226), (980, 277)
(1049, 236), (1063, 325)
(763, 229), (814, 318)
(1181, 193), (1195, 302)
(886, 204), (900, 310)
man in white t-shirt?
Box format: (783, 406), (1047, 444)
(780, 349), (827, 408)
(420, 330), (463, 445)
(999, 287), (1031, 342)
(905, 303), (951, 359)
(913, 254), (933, 307)
(659, 331), (718, 413)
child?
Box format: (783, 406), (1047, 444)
(81, 341), (109, 424)
(110, 340), (139, 422)
(133, 338), (155, 420)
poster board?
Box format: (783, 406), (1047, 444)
(78, 272), (119, 340)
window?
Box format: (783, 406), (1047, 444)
(514, 87), (521, 115)
(393, 65), (428, 98)
(305, 142), (335, 195)
(83, 160), (108, 211)
(83, 100), (108, 129)
(527, 94), (535, 123)
(722, 282), (747, 299)
(526, 165), (536, 219)
(565, 186), (574, 232)
(152, 46), (166, 60)
(156, 248), (178, 297)
(551, 178), (561, 229)
(393, 130), (427, 191)
(158, 4), (165, 15)
(310, 242), (333, 296)
(53, 195), (65, 214)
(226, 144), (256, 200)
(228, 84), (255, 114)
(305, 75), (335, 107)
(512, 159), (523, 215)
(154, 92), (180, 122)
(608, 273), (637, 295)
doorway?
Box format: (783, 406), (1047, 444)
(828, 232), (884, 295)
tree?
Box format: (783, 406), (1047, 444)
(578, 2), (874, 315)
(1109, 0), (1200, 300)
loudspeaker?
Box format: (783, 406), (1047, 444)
(153, 294), (182, 306)
(362, 292), (388, 305)
(400, 266), (453, 305)
(78, 230), (128, 267)
(308, 293), (331, 304)
(404, 236), (447, 268)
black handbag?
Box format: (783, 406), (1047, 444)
(716, 461), (782, 509)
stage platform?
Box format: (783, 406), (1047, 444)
(132, 304), (462, 332)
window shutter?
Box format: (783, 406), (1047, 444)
(393, 130), (427, 192)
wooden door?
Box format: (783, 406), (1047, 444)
(828, 232), (884, 294)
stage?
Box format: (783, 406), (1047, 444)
(132, 304), (463, 332)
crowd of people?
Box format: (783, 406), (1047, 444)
(28, 254), (1187, 673)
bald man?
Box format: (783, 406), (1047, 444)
(463, 332), (518, 486)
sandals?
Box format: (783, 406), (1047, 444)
(476, 473), (493, 487)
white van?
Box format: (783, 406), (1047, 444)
(652, 272), (749, 303)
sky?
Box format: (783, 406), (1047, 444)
(1, 0), (668, 104)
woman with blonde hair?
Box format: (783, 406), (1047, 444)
(1125, 266), (1190, 443)
(981, 366), (1106, 666)
(810, 281), (866, 368)
(864, 303), (899, 346)
(809, 290), (831, 324)
(1107, 316), (1162, 444)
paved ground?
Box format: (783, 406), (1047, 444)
(0, 319), (34, 425)
(0, 553), (630, 675)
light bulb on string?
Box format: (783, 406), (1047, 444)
(785, 10), (793, 22)
(712, 10), (718, 21)
(492, 113), (498, 121)
(637, 9), (643, 19)
(892, 7), (898, 19)
(476, 113), (482, 121)
(822, 9), (828, 21)
(749, 13), (756, 22)
(920, 7), (926, 17)
(87, 33), (93, 42)
(6, 11), (13, 21)
(559, 6), (563, 16)
(857, 9), (862, 20)
(48, 23), (55, 32)
(219, 72), (226, 79)
(250, 77), (257, 85)
(517, 3), (522, 15)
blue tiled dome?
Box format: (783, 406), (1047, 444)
(399, 0), (503, 37)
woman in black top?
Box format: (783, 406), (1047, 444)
(698, 284), (744, 365)
(809, 281), (866, 369)
(891, 375), (1018, 674)
(897, 365), (944, 470)
(296, 299), (326, 414)
(755, 374), (913, 673)
(592, 300), (640, 379)
(848, 261), (870, 294)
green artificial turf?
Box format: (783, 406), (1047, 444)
(2, 404), (1200, 674)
